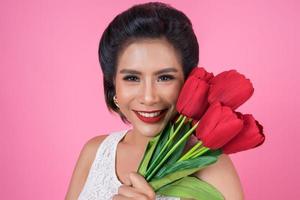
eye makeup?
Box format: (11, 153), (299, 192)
(122, 74), (175, 82)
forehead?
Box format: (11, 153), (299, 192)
(116, 38), (182, 72)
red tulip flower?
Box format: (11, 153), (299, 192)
(195, 101), (244, 149)
(222, 113), (265, 154)
(208, 70), (254, 110)
(176, 67), (214, 120)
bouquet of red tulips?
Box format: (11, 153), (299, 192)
(137, 67), (265, 200)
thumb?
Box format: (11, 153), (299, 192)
(123, 174), (132, 186)
(128, 172), (153, 191)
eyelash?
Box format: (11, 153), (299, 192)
(122, 75), (175, 82)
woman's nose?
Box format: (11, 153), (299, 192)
(139, 80), (159, 105)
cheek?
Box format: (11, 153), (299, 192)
(161, 82), (183, 103)
(115, 82), (139, 103)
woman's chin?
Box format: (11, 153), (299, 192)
(134, 122), (166, 138)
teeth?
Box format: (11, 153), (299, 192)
(138, 111), (162, 118)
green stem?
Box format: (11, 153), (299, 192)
(145, 115), (186, 177)
(175, 115), (183, 124)
(177, 141), (202, 162)
(188, 146), (204, 158)
(190, 147), (210, 159)
(146, 120), (200, 181)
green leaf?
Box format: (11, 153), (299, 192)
(165, 123), (191, 165)
(145, 122), (174, 177)
(138, 122), (173, 176)
(137, 130), (163, 176)
(153, 123), (191, 179)
(152, 155), (218, 181)
(146, 117), (197, 180)
(149, 156), (218, 190)
(150, 122), (172, 164)
(157, 176), (225, 200)
(202, 149), (223, 157)
(150, 167), (200, 191)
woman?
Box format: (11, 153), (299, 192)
(66, 2), (244, 200)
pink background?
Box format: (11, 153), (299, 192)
(1, 0), (299, 199)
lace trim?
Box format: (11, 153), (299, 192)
(78, 130), (180, 200)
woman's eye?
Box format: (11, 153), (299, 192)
(122, 75), (174, 82)
(123, 75), (139, 82)
(158, 75), (175, 81)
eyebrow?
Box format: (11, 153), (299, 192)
(119, 67), (178, 75)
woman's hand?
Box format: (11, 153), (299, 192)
(112, 172), (156, 200)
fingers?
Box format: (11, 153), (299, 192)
(112, 192), (149, 200)
(114, 172), (156, 200)
(128, 172), (153, 191)
(122, 175), (132, 186)
(112, 194), (131, 200)
(128, 172), (156, 199)
(118, 184), (143, 198)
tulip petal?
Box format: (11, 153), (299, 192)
(190, 67), (214, 81)
(195, 102), (244, 150)
(202, 106), (244, 149)
(176, 67), (214, 119)
(222, 114), (265, 154)
(176, 77), (209, 119)
(208, 70), (254, 110)
(195, 101), (222, 140)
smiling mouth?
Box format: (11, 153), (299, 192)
(133, 109), (168, 123)
(134, 109), (167, 113)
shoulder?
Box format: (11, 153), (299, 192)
(75, 134), (110, 171)
(75, 134), (110, 174)
(82, 135), (109, 161)
(65, 134), (109, 200)
(194, 154), (245, 200)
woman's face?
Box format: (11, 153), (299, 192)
(114, 38), (185, 138)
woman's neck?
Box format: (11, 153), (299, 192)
(122, 129), (152, 152)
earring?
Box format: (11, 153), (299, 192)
(113, 95), (120, 108)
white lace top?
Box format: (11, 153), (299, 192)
(78, 130), (180, 200)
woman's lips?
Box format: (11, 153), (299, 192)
(134, 109), (166, 113)
(133, 109), (168, 123)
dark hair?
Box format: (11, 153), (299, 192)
(98, 2), (199, 124)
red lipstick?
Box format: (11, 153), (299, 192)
(133, 109), (167, 123)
